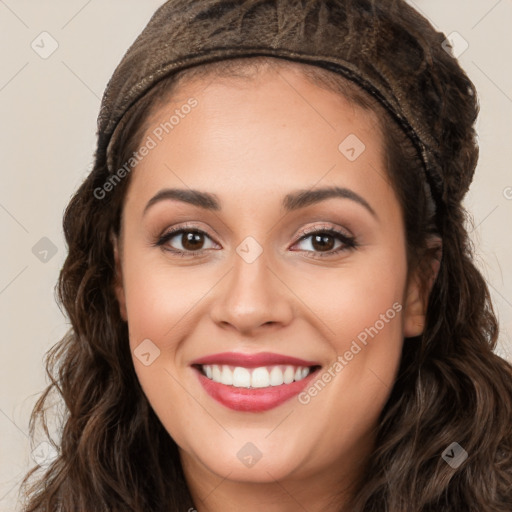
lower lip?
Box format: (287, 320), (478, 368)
(193, 367), (318, 412)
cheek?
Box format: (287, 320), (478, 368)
(120, 253), (207, 446)
(295, 263), (405, 462)
(296, 242), (406, 346)
(308, 268), (403, 337)
(122, 253), (211, 351)
(294, 242), (406, 415)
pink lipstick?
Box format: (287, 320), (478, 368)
(191, 352), (321, 412)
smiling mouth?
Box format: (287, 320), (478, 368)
(193, 363), (321, 389)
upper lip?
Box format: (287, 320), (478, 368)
(191, 351), (320, 368)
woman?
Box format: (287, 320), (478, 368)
(20, 0), (512, 510)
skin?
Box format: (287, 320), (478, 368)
(112, 63), (433, 512)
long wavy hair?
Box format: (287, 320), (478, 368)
(19, 31), (512, 512)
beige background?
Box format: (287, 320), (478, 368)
(0, 1), (511, 510)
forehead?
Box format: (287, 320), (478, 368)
(122, 65), (393, 217)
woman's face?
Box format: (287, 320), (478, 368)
(113, 64), (426, 500)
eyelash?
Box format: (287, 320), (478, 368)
(154, 222), (358, 260)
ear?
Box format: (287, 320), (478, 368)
(403, 237), (442, 338)
(111, 230), (128, 322)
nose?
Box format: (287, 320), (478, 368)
(209, 249), (294, 335)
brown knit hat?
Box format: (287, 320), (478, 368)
(97, 0), (480, 221)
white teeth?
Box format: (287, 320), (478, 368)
(221, 365), (233, 385)
(269, 366), (284, 386)
(201, 364), (313, 388)
(232, 366), (251, 387)
(212, 365), (222, 382)
(283, 365), (295, 384)
(251, 367), (270, 388)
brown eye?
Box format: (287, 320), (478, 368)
(156, 228), (217, 255)
(180, 231), (206, 251)
(295, 231), (340, 253)
(309, 233), (336, 252)
(292, 227), (357, 259)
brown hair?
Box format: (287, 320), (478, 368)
(20, 24), (512, 512)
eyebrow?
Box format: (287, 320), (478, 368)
(143, 186), (377, 218)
